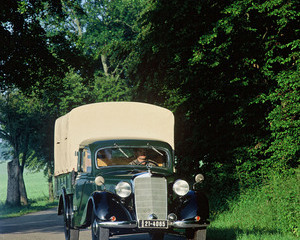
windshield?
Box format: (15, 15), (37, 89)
(95, 146), (169, 168)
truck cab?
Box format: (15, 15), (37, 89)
(54, 102), (209, 240)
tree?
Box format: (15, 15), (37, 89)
(0, 0), (94, 204)
(130, 0), (299, 187)
(0, 90), (41, 206)
(79, 0), (146, 79)
(0, 1), (61, 90)
(56, 69), (132, 115)
(0, 0), (93, 91)
(1, 0), (143, 205)
(44, 0), (147, 80)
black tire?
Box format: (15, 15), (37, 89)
(149, 232), (164, 240)
(188, 228), (206, 240)
(63, 196), (79, 240)
(91, 212), (109, 240)
(63, 196), (71, 240)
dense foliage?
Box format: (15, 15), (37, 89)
(130, 0), (299, 188)
(0, 0), (298, 237)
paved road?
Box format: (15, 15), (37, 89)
(0, 208), (186, 240)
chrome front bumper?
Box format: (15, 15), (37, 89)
(98, 220), (209, 229)
(99, 221), (137, 228)
(170, 220), (209, 228)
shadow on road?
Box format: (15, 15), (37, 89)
(0, 208), (186, 240)
(0, 208), (63, 234)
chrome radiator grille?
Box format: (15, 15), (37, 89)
(134, 176), (167, 220)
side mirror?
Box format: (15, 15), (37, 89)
(195, 174), (204, 183)
(193, 174), (205, 190)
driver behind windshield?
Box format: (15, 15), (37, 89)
(129, 148), (157, 166)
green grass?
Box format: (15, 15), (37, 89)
(0, 162), (57, 218)
(0, 199), (57, 219)
(207, 172), (299, 240)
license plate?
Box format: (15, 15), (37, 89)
(139, 220), (168, 228)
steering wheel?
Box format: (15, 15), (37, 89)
(138, 160), (159, 166)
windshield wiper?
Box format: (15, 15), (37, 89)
(147, 143), (164, 156)
(114, 143), (129, 158)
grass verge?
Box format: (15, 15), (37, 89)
(0, 198), (58, 219)
(207, 171), (299, 240)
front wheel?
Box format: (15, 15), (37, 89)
(91, 213), (109, 240)
(187, 228), (207, 240)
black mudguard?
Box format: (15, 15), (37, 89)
(177, 191), (209, 222)
(90, 191), (133, 222)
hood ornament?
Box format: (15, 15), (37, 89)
(147, 164), (153, 173)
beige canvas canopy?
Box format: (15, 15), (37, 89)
(54, 102), (174, 176)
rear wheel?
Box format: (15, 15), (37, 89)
(149, 232), (164, 240)
(91, 212), (109, 240)
(63, 204), (70, 239)
(63, 196), (79, 240)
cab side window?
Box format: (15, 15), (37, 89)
(82, 148), (92, 173)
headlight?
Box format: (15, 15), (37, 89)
(173, 179), (189, 196)
(115, 181), (132, 198)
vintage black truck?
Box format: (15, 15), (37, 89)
(54, 102), (209, 240)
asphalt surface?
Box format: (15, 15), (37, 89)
(0, 208), (186, 240)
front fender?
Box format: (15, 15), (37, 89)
(80, 191), (132, 227)
(178, 191), (209, 222)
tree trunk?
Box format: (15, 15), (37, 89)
(48, 162), (54, 202)
(101, 54), (109, 77)
(19, 149), (29, 205)
(19, 170), (28, 205)
(6, 159), (21, 206)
